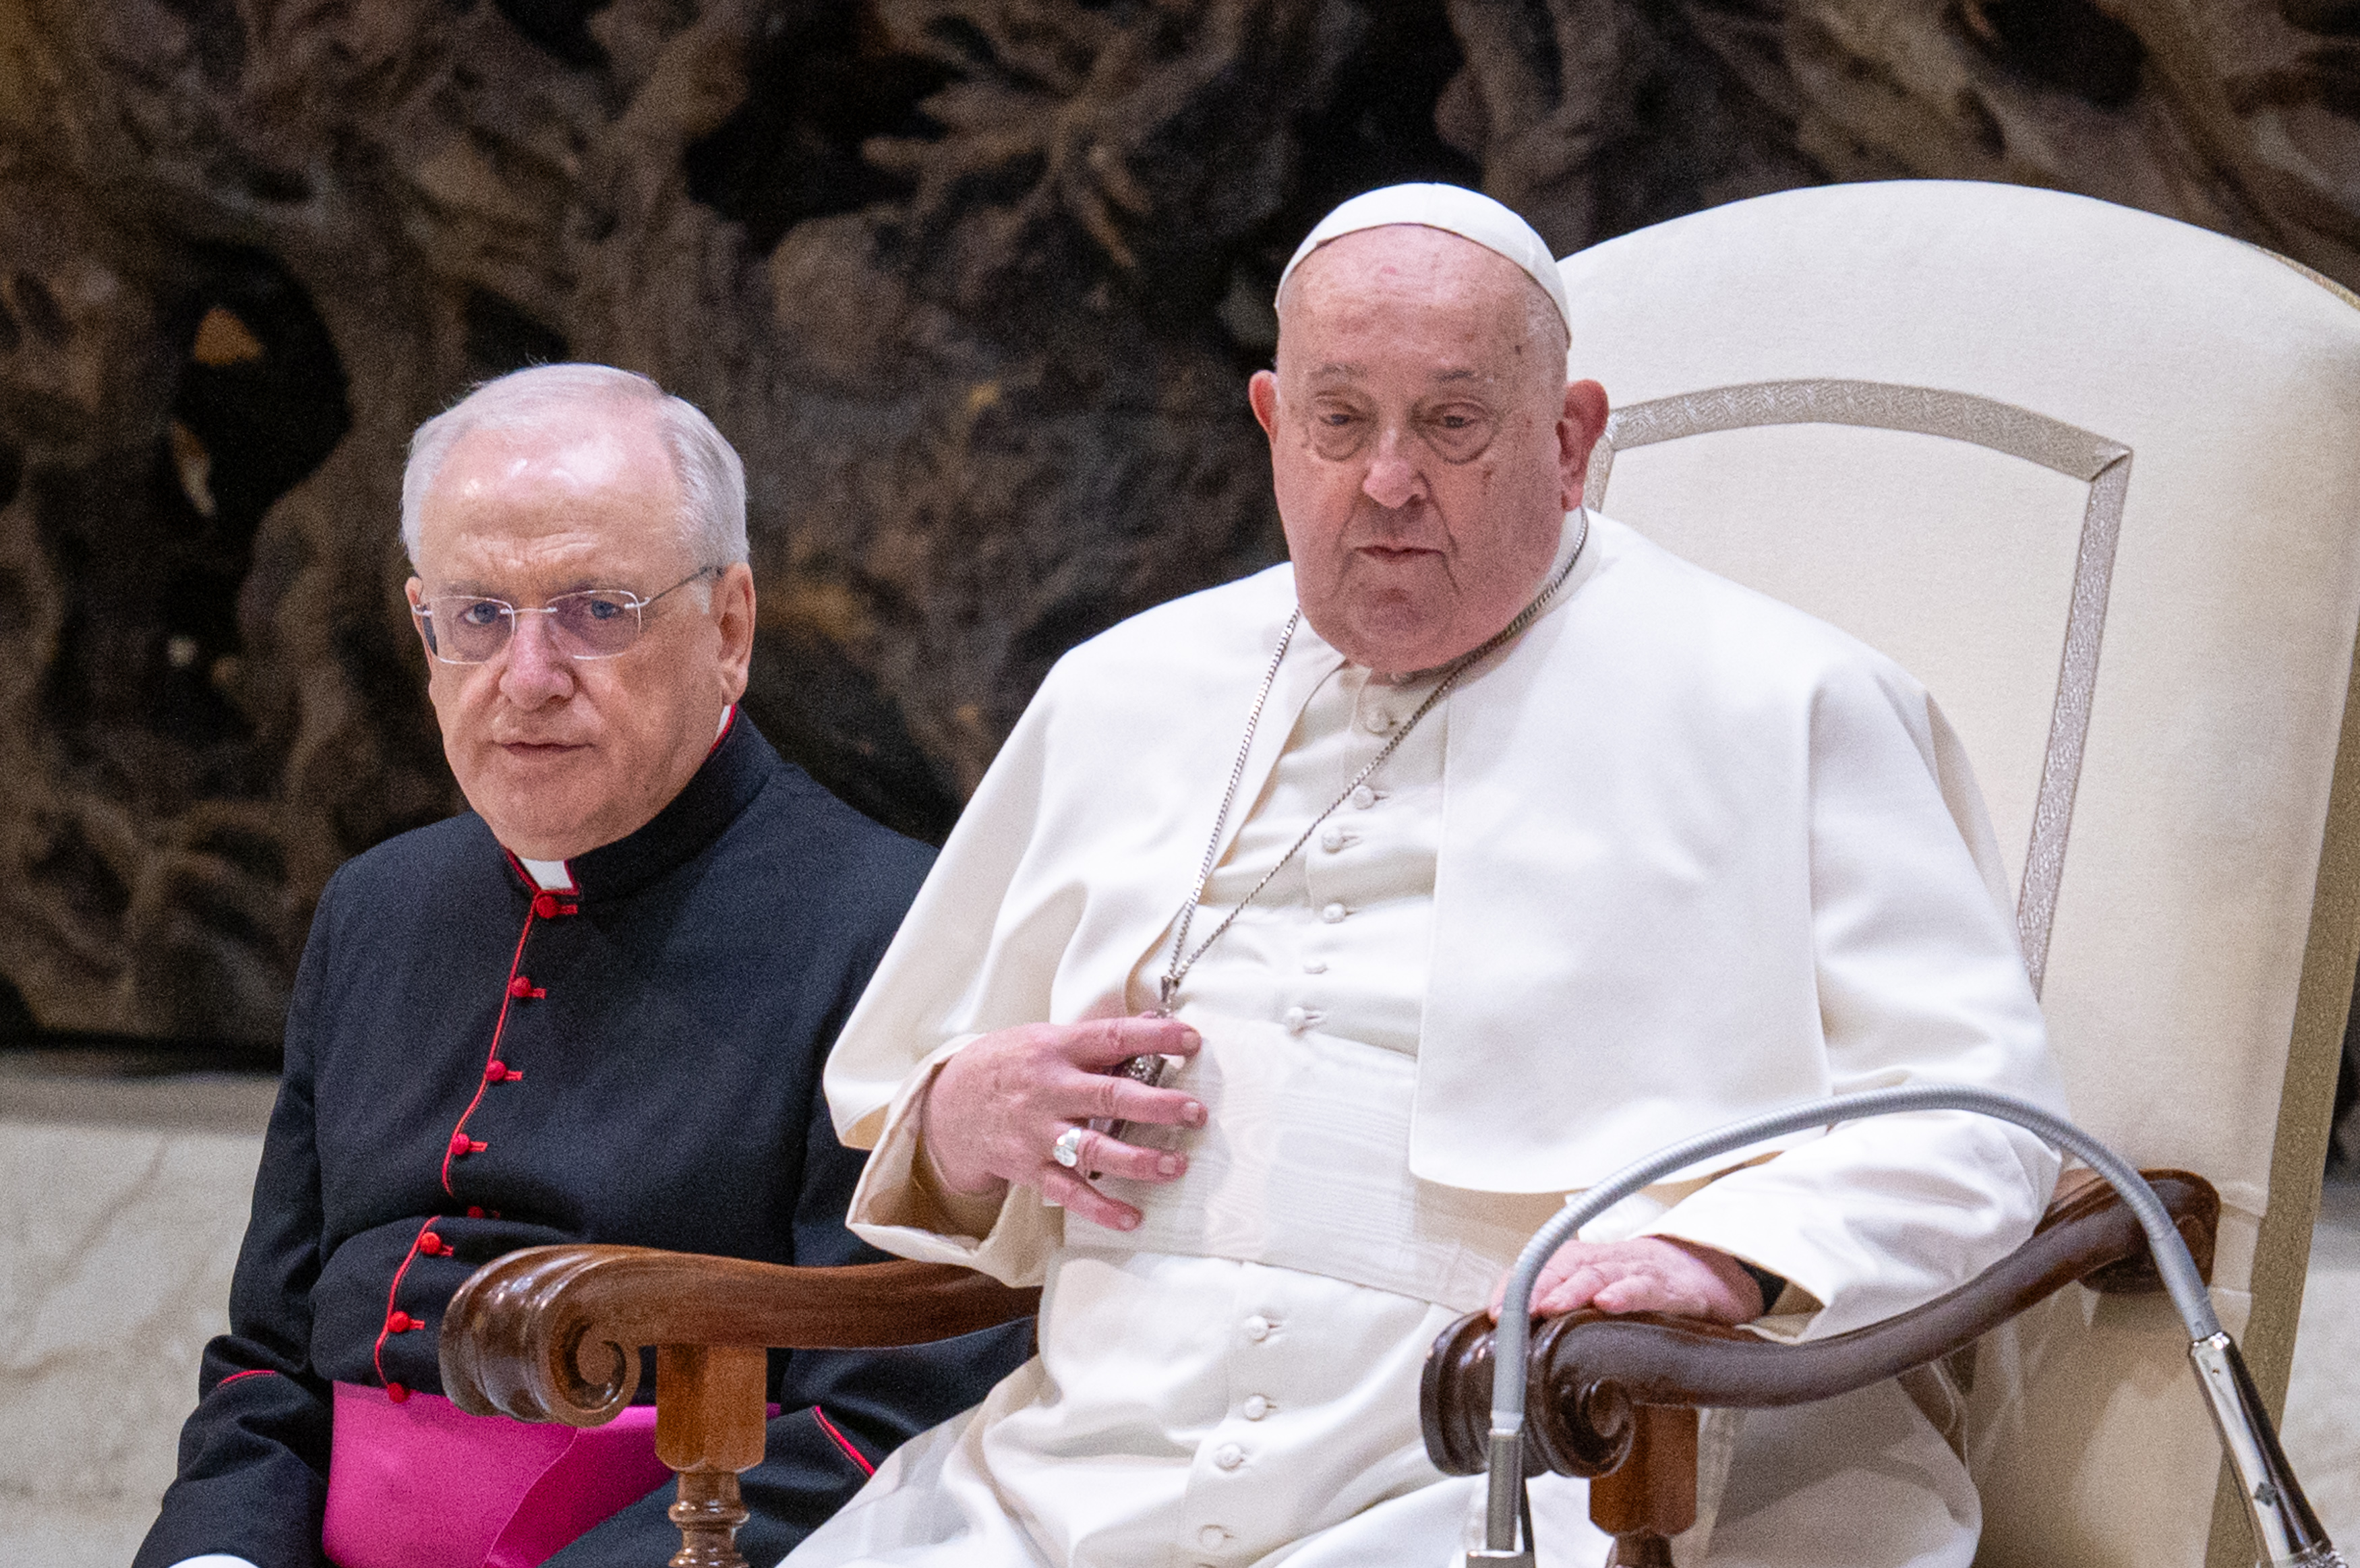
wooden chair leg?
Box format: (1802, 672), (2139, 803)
(655, 1344), (769, 1568)
(1588, 1404), (1697, 1567)
(668, 1471), (750, 1568)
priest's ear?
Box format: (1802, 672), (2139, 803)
(1559, 379), (1610, 512)
(709, 561), (755, 704)
(404, 577), (436, 662)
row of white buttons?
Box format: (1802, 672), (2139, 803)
(1309, 779), (1363, 1026)
(1194, 1392), (1277, 1549)
(1225, 1319), (1277, 1499)
(1191, 1377), (1279, 1557)
(1304, 792), (1360, 1001)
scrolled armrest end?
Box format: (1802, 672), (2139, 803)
(441, 1244), (648, 1427)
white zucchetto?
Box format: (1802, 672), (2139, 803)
(1276, 183), (1571, 335)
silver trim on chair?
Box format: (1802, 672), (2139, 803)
(1585, 379), (2133, 995)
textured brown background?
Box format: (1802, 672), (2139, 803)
(0, 0), (2355, 1052)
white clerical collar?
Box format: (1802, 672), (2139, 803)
(1536, 506), (1587, 605)
(507, 704), (735, 891)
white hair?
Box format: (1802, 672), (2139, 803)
(400, 363), (748, 575)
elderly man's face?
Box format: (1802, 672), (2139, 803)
(405, 403), (754, 860)
(1249, 226), (1607, 672)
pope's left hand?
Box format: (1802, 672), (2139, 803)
(1490, 1236), (1763, 1324)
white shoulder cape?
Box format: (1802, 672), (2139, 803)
(825, 513), (2051, 1194)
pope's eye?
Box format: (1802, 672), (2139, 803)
(457, 601), (504, 628)
(583, 597), (625, 622)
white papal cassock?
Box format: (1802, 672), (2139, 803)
(799, 512), (2067, 1567)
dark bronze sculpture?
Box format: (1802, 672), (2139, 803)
(2, 0), (2356, 1047)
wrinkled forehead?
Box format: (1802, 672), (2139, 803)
(434, 400), (671, 496)
(417, 407), (684, 572)
(1277, 183), (1570, 333)
(1276, 227), (1568, 376)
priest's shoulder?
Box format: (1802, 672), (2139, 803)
(731, 735), (935, 913)
(324, 810), (506, 898)
(1032, 561), (1297, 706)
(300, 811), (512, 948)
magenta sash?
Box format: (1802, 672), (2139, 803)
(324, 1382), (671, 1568)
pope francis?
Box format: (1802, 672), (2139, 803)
(794, 185), (2067, 1567)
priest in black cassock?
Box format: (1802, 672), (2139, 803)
(134, 364), (1027, 1568)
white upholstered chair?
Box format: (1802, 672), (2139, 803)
(1551, 177), (2360, 1567)
(438, 180), (2360, 1568)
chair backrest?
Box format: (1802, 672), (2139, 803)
(1554, 179), (2360, 1567)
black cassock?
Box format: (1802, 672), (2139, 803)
(135, 715), (1030, 1568)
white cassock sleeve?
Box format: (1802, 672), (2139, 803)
(839, 1031), (1069, 1288)
(1641, 659), (2065, 1339)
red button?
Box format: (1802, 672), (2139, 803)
(467, 1206), (485, 1219)
(507, 975), (535, 998)
(418, 1232), (442, 1255)
(450, 1131), (473, 1154)
(533, 893), (558, 918)
(388, 1311), (414, 1333)
(484, 1060), (508, 1082)
(386, 1383), (409, 1403)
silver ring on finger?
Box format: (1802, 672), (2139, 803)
(1052, 1124), (1087, 1169)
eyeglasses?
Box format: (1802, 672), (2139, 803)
(413, 567), (719, 664)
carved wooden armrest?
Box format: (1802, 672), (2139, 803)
(1420, 1168), (2218, 1567)
(439, 1246), (1039, 1568)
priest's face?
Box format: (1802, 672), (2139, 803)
(406, 402), (754, 860)
(1250, 225), (1607, 673)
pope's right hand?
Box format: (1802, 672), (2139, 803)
(920, 1017), (1207, 1232)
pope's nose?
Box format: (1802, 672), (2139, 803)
(1361, 428), (1427, 512)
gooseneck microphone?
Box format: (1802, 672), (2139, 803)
(1477, 1086), (2342, 1568)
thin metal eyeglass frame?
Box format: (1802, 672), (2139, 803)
(413, 566), (721, 664)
